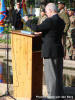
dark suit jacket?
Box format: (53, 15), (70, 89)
(26, 14), (65, 58)
(12, 9), (23, 30)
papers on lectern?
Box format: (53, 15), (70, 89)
(21, 30), (34, 35)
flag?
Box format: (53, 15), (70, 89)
(0, 0), (7, 34)
(21, 0), (27, 17)
(0, 62), (3, 83)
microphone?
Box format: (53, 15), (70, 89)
(23, 14), (36, 17)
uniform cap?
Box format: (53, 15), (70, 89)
(58, 1), (65, 5)
(68, 8), (75, 12)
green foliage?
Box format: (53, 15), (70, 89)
(27, 0), (35, 7)
(0, 23), (11, 44)
(0, 37), (11, 44)
(4, 23), (12, 34)
(5, 0), (10, 7)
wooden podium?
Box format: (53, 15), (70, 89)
(11, 31), (43, 100)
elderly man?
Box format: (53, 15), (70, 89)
(25, 3), (65, 100)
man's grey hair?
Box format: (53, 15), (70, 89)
(45, 3), (58, 12)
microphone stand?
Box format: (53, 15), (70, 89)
(0, 21), (16, 100)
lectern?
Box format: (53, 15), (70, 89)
(11, 31), (43, 100)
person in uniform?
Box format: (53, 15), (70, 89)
(38, 8), (47, 25)
(58, 1), (70, 59)
(69, 8), (75, 48)
(66, 8), (75, 60)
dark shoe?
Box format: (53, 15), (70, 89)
(69, 56), (72, 60)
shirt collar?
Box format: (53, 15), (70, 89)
(60, 9), (64, 13)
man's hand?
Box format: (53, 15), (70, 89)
(34, 32), (42, 35)
(24, 16), (29, 22)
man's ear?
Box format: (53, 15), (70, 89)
(62, 4), (65, 8)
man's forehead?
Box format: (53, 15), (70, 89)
(45, 6), (49, 10)
(17, 3), (20, 5)
(58, 3), (63, 5)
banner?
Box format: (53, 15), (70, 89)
(21, 0), (27, 17)
(0, 0), (6, 34)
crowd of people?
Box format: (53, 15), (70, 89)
(38, 1), (75, 60)
(6, 1), (75, 60)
